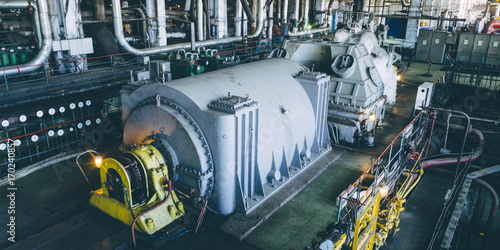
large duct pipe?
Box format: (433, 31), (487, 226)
(112, 0), (264, 55)
(268, 0), (274, 39)
(0, 1), (42, 50)
(303, 0), (309, 23)
(283, 0), (288, 23)
(157, 0), (167, 46)
(239, 0), (256, 23)
(0, 0), (52, 76)
(277, 0), (281, 21)
(288, 27), (329, 36)
(421, 128), (485, 170)
(235, 0), (243, 36)
(294, 0), (300, 20)
(130, 8), (148, 43)
(196, 0), (204, 40)
(248, 0), (264, 38)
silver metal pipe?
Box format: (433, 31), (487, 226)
(239, 0), (255, 23)
(304, 0), (309, 23)
(0, 0), (52, 76)
(247, 0), (264, 38)
(130, 8), (148, 42)
(283, 0), (288, 23)
(268, 0), (273, 39)
(112, 0), (236, 55)
(288, 27), (329, 36)
(112, 0), (264, 55)
(185, 0), (192, 12)
(277, 0), (281, 20)
(242, 5), (248, 35)
(190, 22), (196, 50)
(157, 0), (167, 46)
(146, 0), (156, 45)
(0, 1), (42, 48)
(196, 0), (204, 40)
(93, 0), (105, 21)
(294, 0), (300, 20)
(235, 0), (243, 36)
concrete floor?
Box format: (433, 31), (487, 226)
(0, 62), (454, 249)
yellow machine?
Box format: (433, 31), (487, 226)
(89, 145), (184, 235)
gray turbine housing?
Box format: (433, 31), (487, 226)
(121, 58), (331, 215)
(273, 31), (398, 145)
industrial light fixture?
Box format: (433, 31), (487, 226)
(397, 74), (402, 81)
(379, 184), (390, 198)
(369, 113), (376, 122)
(94, 155), (102, 167)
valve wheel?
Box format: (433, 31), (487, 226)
(409, 152), (419, 161)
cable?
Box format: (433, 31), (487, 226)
(131, 180), (172, 249)
(149, 230), (192, 241)
(75, 149), (97, 187)
(122, 184), (136, 221)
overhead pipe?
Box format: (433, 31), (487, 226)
(288, 27), (330, 36)
(130, 8), (148, 43)
(242, 3), (248, 35)
(268, 0), (274, 39)
(157, 0), (167, 46)
(184, 0), (192, 12)
(277, 0), (281, 21)
(283, 0), (288, 23)
(0, 1), (42, 49)
(235, 0), (243, 36)
(293, 0), (300, 21)
(112, 0), (264, 55)
(303, 0), (309, 23)
(196, 0), (204, 40)
(145, 0), (156, 45)
(248, 0), (265, 38)
(239, 0), (256, 23)
(0, 0), (52, 76)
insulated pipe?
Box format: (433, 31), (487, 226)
(303, 0), (309, 23)
(235, 0), (243, 36)
(146, 0), (156, 44)
(288, 27), (329, 36)
(268, 0), (274, 39)
(242, 4), (248, 35)
(239, 0), (256, 23)
(185, 0), (192, 11)
(196, 0), (204, 40)
(157, 0), (167, 46)
(112, 0), (263, 55)
(420, 128), (485, 170)
(247, 0), (264, 38)
(294, 0), (300, 20)
(0, 0), (52, 76)
(277, 0), (281, 21)
(473, 179), (498, 237)
(283, 0), (288, 23)
(130, 8), (148, 43)
(0, 1), (42, 48)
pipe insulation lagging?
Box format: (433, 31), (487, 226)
(420, 128), (485, 170)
